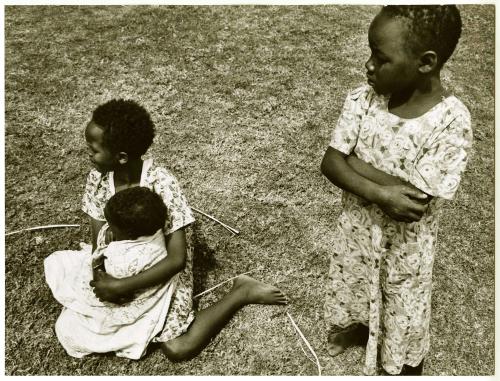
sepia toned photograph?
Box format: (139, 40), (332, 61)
(3, 4), (494, 376)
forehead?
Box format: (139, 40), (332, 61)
(85, 121), (105, 144)
(369, 14), (409, 53)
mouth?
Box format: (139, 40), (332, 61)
(366, 76), (375, 86)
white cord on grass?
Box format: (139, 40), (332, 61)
(193, 268), (260, 299)
(5, 224), (80, 236)
(192, 207), (239, 235)
(286, 311), (322, 376)
(192, 268), (320, 375)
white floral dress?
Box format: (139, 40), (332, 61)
(81, 158), (196, 343)
(324, 85), (472, 375)
(44, 227), (175, 359)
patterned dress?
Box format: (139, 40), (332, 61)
(324, 85), (472, 375)
(82, 158), (196, 343)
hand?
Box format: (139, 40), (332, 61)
(89, 271), (132, 304)
(91, 256), (105, 272)
(377, 185), (429, 222)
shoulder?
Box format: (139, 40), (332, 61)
(84, 169), (111, 196)
(85, 168), (103, 184)
(147, 161), (179, 186)
(346, 84), (378, 105)
(343, 84), (378, 113)
(443, 96), (473, 139)
(144, 160), (187, 197)
(82, 169), (109, 219)
(445, 96), (471, 121)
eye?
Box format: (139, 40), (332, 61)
(377, 54), (388, 63)
(369, 48), (388, 64)
(374, 50), (389, 63)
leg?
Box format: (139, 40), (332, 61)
(161, 275), (287, 361)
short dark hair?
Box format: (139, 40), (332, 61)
(104, 187), (167, 239)
(92, 99), (155, 158)
(381, 5), (462, 67)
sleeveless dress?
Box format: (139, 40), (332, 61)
(324, 85), (472, 375)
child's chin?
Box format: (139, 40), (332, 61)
(92, 165), (107, 174)
(371, 85), (387, 96)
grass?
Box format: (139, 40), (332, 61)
(4, 5), (495, 376)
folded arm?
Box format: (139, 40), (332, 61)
(90, 227), (187, 303)
(345, 153), (433, 204)
(90, 218), (106, 253)
(321, 147), (430, 221)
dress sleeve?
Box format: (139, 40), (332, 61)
(152, 168), (195, 235)
(81, 170), (107, 221)
(329, 85), (372, 155)
(409, 104), (473, 200)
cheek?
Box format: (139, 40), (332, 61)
(93, 153), (108, 165)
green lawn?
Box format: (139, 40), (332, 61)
(4, 5), (494, 375)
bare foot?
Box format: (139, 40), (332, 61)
(327, 324), (368, 357)
(232, 275), (288, 305)
(327, 332), (348, 356)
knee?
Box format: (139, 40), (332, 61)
(160, 339), (195, 362)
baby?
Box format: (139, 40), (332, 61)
(45, 187), (176, 359)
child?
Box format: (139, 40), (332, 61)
(321, 6), (472, 376)
(79, 99), (287, 360)
(45, 187), (177, 359)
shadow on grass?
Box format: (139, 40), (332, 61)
(133, 221), (219, 359)
(187, 221), (218, 310)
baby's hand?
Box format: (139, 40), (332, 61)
(90, 271), (132, 304)
(91, 256), (106, 280)
(92, 256), (105, 270)
(377, 185), (429, 222)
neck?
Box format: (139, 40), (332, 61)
(108, 226), (135, 241)
(113, 157), (143, 187)
(390, 73), (445, 108)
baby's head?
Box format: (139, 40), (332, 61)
(366, 5), (462, 95)
(85, 99), (155, 173)
(104, 187), (167, 240)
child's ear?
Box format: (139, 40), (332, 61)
(418, 50), (439, 74)
(117, 152), (129, 165)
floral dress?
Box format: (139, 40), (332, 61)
(324, 85), (472, 375)
(45, 227), (175, 359)
(82, 158), (196, 343)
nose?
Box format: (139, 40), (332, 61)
(365, 56), (375, 73)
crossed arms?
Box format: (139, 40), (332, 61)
(321, 146), (431, 222)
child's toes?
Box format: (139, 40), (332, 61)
(327, 341), (346, 357)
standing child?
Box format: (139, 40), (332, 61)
(57, 98), (287, 360)
(321, 6), (472, 375)
(45, 187), (178, 359)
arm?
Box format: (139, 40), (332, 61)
(345, 154), (433, 204)
(321, 147), (429, 222)
(346, 154), (404, 186)
(90, 228), (187, 303)
(90, 217), (106, 253)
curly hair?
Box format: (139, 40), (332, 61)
(104, 187), (167, 239)
(92, 99), (155, 158)
(381, 5), (462, 67)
